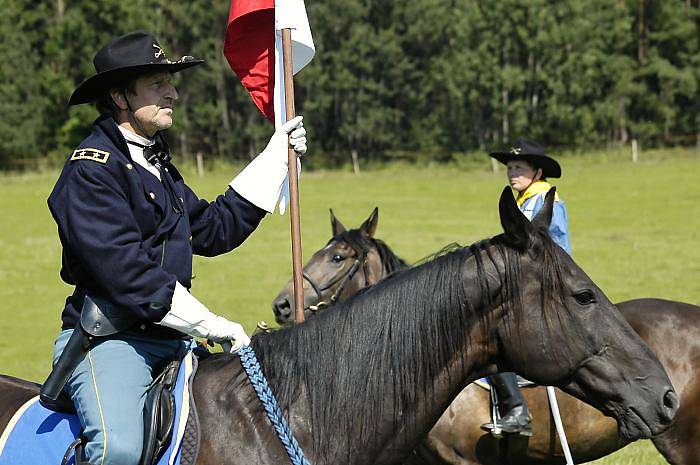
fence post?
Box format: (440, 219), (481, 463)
(196, 152), (204, 177)
(351, 149), (361, 176)
(631, 139), (639, 163)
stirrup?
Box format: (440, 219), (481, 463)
(480, 421), (504, 439)
(61, 437), (84, 465)
(481, 420), (533, 437)
(482, 379), (504, 438)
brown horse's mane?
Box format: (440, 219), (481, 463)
(332, 228), (409, 275)
(250, 226), (571, 463)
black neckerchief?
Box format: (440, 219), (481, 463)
(126, 134), (172, 169)
(126, 135), (182, 214)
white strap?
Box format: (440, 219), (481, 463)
(546, 386), (575, 465)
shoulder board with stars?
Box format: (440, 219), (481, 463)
(70, 148), (110, 164)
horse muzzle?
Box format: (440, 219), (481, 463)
(614, 386), (678, 440)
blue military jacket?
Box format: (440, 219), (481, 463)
(48, 116), (267, 336)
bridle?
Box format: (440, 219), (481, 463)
(302, 237), (372, 314)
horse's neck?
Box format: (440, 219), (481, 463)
(368, 248), (389, 284)
(308, 249), (498, 465)
(373, 255), (500, 464)
(370, 241), (408, 282)
(371, 334), (491, 465)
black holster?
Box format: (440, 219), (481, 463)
(40, 295), (137, 412)
(40, 323), (92, 411)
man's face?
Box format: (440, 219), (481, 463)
(506, 160), (542, 192)
(124, 72), (178, 137)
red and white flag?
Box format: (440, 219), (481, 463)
(224, 0), (315, 213)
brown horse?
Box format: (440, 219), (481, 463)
(272, 207), (408, 325)
(273, 207), (698, 464)
(0, 188), (678, 465)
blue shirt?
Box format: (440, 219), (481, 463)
(519, 192), (571, 255)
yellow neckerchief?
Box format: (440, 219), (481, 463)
(516, 180), (558, 207)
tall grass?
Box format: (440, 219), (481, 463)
(0, 147), (697, 464)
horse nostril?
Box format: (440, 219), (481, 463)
(273, 298), (291, 318)
(662, 388), (679, 421)
(664, 389), (679, 409)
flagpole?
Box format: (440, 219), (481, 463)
(281, 28), (305, 323)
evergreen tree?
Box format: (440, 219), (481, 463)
(0, 0), (697, 166)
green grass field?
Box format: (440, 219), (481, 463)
(1, 148), (698, 463)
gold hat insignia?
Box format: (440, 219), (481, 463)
(153, 44), (165, 59)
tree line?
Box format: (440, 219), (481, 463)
(1, 0), (698, 169)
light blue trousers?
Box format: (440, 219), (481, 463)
(53, 329), (188, 465)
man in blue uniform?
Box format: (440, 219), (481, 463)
(46, 31), (308, 465)
(485, 139), (570, 435)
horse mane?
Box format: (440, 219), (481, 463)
(374, 238), (409, 274)
(250, 238), (512, 462)
(523, 225), (581, 364)
(334, 228), (409, 275)
(250, 224), (574, 462)
(414, 242), (464, 266)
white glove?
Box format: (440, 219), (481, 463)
(157, 282), (250, 352)
(230, 116), (307, 214)
(288, 119), (307, 155)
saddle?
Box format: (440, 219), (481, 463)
(58, 359), (181, 465)
(37, 295), (193, 465)
(141, 359), (180, 465)
(0, 351), (201, 465)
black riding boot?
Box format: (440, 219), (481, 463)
(490, 372), (532, 435)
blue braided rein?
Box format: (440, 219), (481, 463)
(238, 345), (311, 465)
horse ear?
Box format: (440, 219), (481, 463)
(360, 207), (379, 237)
(498, 186), (533, 250)
(531, 187), (556, 230)
(330, 209), (346, 236)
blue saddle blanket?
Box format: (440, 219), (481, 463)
(0, 352), (196, 465)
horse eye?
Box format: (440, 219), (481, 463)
(331, 254), (345, 263)
(574, 290), (596, 305)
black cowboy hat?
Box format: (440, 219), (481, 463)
(489, 139), (562, 178)
(69, 31), (204, 106)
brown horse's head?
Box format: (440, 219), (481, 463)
(493, 186), (678, 440)
(272, 208), (407, 325)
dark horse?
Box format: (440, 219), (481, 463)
(273, 207), (699, 464)
(1, 188), (678, 465)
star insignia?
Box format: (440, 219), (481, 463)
(70, 148), (110, 164)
